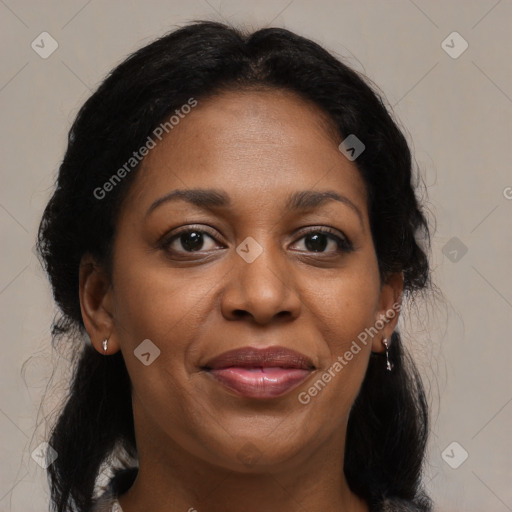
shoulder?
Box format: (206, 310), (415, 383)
(88, 489), (121, 512)
(88, 467), (137, 512)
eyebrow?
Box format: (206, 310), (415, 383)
(146, 188), (364, 228)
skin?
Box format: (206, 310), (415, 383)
(79, 88), (403, 512)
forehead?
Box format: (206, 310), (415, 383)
(122, 88), (367, 215)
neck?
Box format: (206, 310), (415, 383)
(118, 402), (369, 512)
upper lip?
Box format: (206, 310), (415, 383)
(202, 346), (315, 370)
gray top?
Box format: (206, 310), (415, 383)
(89, 488), (123, 512)
(89, 491), (431, 512)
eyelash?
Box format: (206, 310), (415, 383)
(159, 225), (354, 256)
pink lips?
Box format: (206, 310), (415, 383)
(202, 346), (315, 399)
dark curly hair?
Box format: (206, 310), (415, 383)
(36, 20), (433, 512)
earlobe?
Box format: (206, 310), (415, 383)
(371, 271), (404, 354)
(79, 253), (118, 355)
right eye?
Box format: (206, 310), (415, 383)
(160, 227), (224, 255)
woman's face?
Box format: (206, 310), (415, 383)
(83, 88), (402, 473)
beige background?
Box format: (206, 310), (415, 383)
(1, 1), (511, 511)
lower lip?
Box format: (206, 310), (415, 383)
(206, 367), (312, 399)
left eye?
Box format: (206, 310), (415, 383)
(291, 230), (352, 253)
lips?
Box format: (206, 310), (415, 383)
(202, 346), (315, 399)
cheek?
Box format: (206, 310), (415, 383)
(112, 246), (216, 348)
(110, 244), (231, 413)
(308, 259), (381, 353)
(299, 313), (374, 429)
(300, 262), (380, 409)
(110, 252), (208, 430)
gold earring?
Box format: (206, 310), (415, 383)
(102, 338), (109, 354)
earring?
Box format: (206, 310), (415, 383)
(382, 337), (393, 372)
(102, 338), (109, 354)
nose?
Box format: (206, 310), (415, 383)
(220, 239), (302, 325)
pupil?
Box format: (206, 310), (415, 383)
(182, 231), (203, 251)
(305, 233), (327, 252)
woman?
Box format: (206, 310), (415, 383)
(37, 20), (433, 512)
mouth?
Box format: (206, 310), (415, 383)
(201, 346), (315, 399)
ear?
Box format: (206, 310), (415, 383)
(79, 253), (119, 355)
(371, 271), (404, 353)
